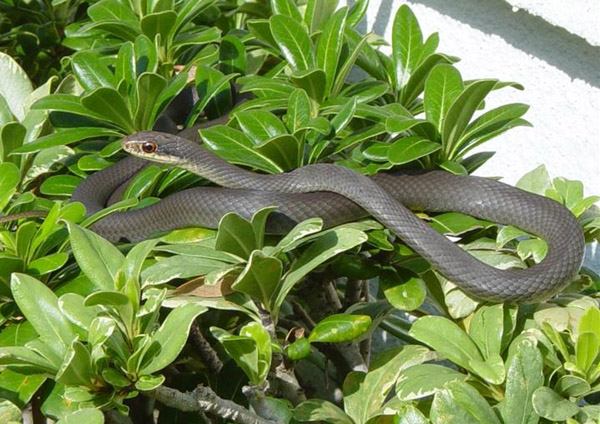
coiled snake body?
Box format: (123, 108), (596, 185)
(72, 128), (584, 303)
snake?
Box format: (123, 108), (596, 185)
(68, 122), (584, 303)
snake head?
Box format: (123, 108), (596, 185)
(122, 131), (190, 165)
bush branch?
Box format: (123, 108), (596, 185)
(147, 385), (278, 424)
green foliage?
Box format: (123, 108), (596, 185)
(0, 0), (598, 423)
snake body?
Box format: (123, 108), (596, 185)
(72, 127), (585, 303)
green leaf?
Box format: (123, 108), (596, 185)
(0, 399), (22, 424)
(0, 163), (19, 210)
(234, 110), (287, 144)
(387, 136), (441, 165)
(305, 0), (339, 32)
(345, 345), (435, 423)
(88, 0), (139, 24)
(135, 374), (165, 391)
(141, 256), (229, 286)
(287, 89), (312, 132)
(469, 304), (504, 360)
(468, 355), (505, 385)
(71, 51), (117, 91)
(459, 103), (529, 147)
(30, 94), (109, 122)
(256, 134), (301, 170)
(270, 14), (315, 71)
(27, 253), (69, 276)
(200, 125), (283, 174)
(431, 381), (502, 424)
(517, 239), (547, 263)
(441, 79), (497, 156)
(291, 68), (326, 103)
(81, 88), (134, 132)
(233, 251), (282, 309)
(380, 267), (427, 311)
(392, 5), (423, 90)
(285, 337), (310, 361)
(140, 11), (176, 43)
(409, 316), (483, 372)
(516, 165), (551, 195)
(57, 408), (104, 424)
(10, 274), (76, 357)
(429, 212), (492, 236)
(294, 399), (354, 424)
(210, 327), (261, 384)
(240, 322), (271, 382)
(532, 387), (579, 421)
(141, 303), (206, 375)
(424, 64), (463, 132)
(58, 294), (99, 333)
(220, 35), (246, 76)
(55, 340), (92, 386)
(576, 331), (599, 374)
(13, 127), (122, 154)
(396, 364), (468, 401)
(316, 7), (347, 94)
(502, 340), (544, 424)
(308, 314), (371, 343)
(271, 0), (302, 21)
(215, 213), (257, 260)
(0, 369), (45, 408)
(67, 222), (124, 291)
(135, 73), (167, 130)
(0, 52), (33, 121)
(274, 227), (367, 311)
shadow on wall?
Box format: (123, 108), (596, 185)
(348, 0), (600, 88)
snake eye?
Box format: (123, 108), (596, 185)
(141, 142), (157, 154)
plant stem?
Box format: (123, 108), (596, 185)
(147, 385), (278, 424)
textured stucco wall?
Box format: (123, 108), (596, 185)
(341, 0), (600, 269)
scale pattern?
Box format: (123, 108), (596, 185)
(73, 132), (585, 304)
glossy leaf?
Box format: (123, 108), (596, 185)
(316, 7), (347, 94)
(380, 267), (427, 311)
(387, 136), (441, 165)
(441, 79), (497, 155)
(532, 387), (579, 421)
(234, 110), (287, 144)
(468, 304), (503, 359)
(424, 64), (463, 132)
(270, 14), (315, 71)
(81, 88), (134, 132)
(141, 256), (229, 286)
(13, 127), (122, 154)
(10, 273), (76, 357)
(67, 223), (124, 291)
(431, 381), (502, 424)
(274, 227), (367, 310)
(396, 364), (468, 401)
(141, 303), (206, 374)
(200, 125), (282, 173)
(502, 340), (543, 424)
(0, 163), (19, 210)
(71, 51), (117, 91)
(409, 316), (483, 372)
(392, 5), (423, 90)
(308, 314), (371, 343)
(0, 52), (33, 121)
(233, 251), (282, 309)
(294, 399), (354, 424)
(271, 0), (302, 21)
(287, 88), (312, 132)
(220, 35), (246, 76)
(344, 346), (435, 423)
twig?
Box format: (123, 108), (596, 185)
(189, 322), (223, 373)
(147, 385), (278, 424)
(104, 409), (134, 424)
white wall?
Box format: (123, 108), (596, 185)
(341, 0), (599, 196)
(342, 0), (600, 270)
